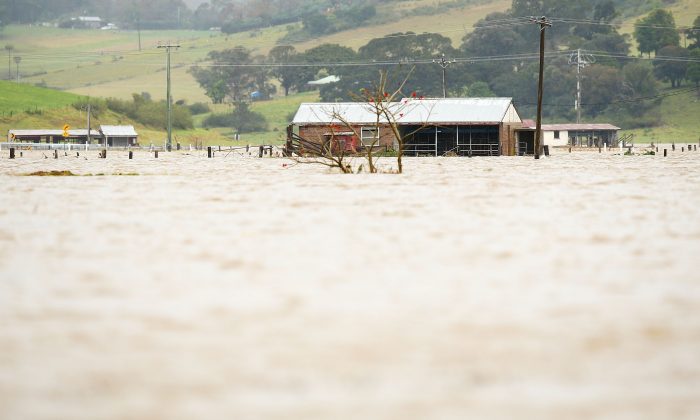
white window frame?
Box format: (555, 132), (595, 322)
(360, 126), (379, 146)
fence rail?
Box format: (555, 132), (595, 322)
(0, 142), (171, 152)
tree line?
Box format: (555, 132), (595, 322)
(191, 1), (700, 132)
(0, 0), (379, 31)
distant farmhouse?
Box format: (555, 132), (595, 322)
(8, 125), (138, 146)
(61, 16), (107, 30)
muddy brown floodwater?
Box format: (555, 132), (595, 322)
(1, 150), (699, 419)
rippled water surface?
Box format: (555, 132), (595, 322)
(1, 150), (699, 419)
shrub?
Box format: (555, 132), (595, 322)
(188, 102), (211, 115)
(72, 98), (107, 118)
(104, 94), (193, 130)
(203, 102), (268, 133)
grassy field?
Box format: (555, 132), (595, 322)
(0, 0), (513, 103)
(0, 80), (84, 115)
(2, 0), (698, 101)
(622, 88), (700, 143)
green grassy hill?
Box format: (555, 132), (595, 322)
(0, 80), (83, 115)
(623, 89), (700, 143)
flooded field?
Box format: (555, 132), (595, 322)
(1, 150), (700, 419)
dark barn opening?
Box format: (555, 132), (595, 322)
(402, 125), (500, 156)
(518, 130), (535, 155)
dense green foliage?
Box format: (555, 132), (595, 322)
(203, 102), (268, 133)
(0, 0), (190, 29)
(105, 93), (193, 130)
(635, 9), (680, 56)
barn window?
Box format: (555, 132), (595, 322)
(554, 130), (560, 139)
(361, 127), (379, 146)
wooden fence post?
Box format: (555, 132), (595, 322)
(207, 146), (212, 158)
(9, 148), (15, 159)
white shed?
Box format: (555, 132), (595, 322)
(100, 125), (138, 147)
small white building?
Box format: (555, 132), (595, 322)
(100, 125), (138, 147)
(520, 121), (621, 148)
(75, 16), (104, 29)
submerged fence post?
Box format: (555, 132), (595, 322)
(544, 145), (549, 156)
(129, 151), (133, 159)
(259, 145), (263, 158)
(664, 149), (667, 157)
(54, 150), (58, 159)
(207, 146), (212, 158)
(9, 148), (15, 159)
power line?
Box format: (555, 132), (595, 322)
(551, 16), (700, 30)
(515, 86), (698, 107)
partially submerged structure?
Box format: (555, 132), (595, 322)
(289, 98), (524, 156)
(6, 125), (138, 146)
(100, 125), (138, 147)
(7, 129), (101, 144)
(519, 121), (621, 149)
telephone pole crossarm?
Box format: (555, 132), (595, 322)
(433, 53), (457, 98)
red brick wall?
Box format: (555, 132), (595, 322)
(298, 124), (396, 149)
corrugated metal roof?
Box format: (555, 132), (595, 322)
(293, 98), (518, 125)
(521, 122), (620, 131)
(100, 125), (138, 136)
(8, 129), (100, 136)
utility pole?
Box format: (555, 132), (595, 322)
(433, 53), (456, 98)
(158, 42), (180, 152)
(87, 102), (92, 145)
(137, 15), (142, 51)
(14, 56), (21, 83)
(531, 16), (551, 159)
(568, 49), (595, 124)
(5, 45), (14, 80)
